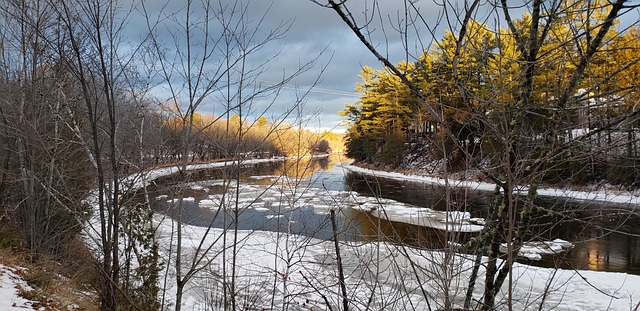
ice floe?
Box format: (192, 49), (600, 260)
(501, 239), (574, 261)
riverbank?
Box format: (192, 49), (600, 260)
(343, 162), (640, 206)
(153, 213), (640, 311)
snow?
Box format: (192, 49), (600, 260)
(249, 175), (280, 180)
(370, 203), (484, 232)
(148, 163), (639, 310)
(152, 216), (640, 311)
(169, 197), (195, 203)
(188, 184), (205, 191)
(122, 158), (292, 190)
(501, 239), (574, 261)
(159, 179), (487, 233)
(198, 199), (219, 207)
(0, 264), (37, 310)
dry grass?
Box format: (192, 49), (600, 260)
(0, 220), (99, 311)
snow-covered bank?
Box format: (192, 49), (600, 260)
(123, 157), (291, 189)
(149, 161), (640, 310)
(155, 216), (640, 311)
(343, 164), (640, 205)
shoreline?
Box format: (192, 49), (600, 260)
(342, 162), (640, 206)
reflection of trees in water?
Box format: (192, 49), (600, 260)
(344, 172), (490, 215)
(554, 210), (640, 274)
(272, 158), (318, 180)
(150, 157), (349, 236)
(352, 209), (475, 249)
(271, 156), (334, 180)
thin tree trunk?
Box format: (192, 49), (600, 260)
(330, 209), (348, 311)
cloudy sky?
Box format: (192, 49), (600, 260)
(243, 1), (380, 132)
(236, 0), (441, 132)
(136, 0), (446, 132)
(139, 0), (638, 132)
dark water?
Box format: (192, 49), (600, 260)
(153, 158), (364, 242)
(153, 158), (640, 275)
(344, 171), (640, 275)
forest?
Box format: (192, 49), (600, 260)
(341, 10), (640, 186)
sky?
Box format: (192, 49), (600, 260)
(238, 0), (439, 132)
(134, 0), (445, 133)
(136, 0), (639, 133)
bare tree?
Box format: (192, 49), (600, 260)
(0, 0), (95, 259)
(45, 0), (159, 308)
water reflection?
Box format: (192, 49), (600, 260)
(534, 210), (640, 274)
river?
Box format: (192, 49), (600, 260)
(152, 157), (640, 275)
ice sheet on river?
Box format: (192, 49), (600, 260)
(500, 239), (574, 261)
(370, 205), (484, 232)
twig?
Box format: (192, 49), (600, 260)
(300, 271), (334, 311)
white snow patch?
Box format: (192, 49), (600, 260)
(261, 196), (278, 202)
(371, 205), (484, 233)
(266, 214), (284, 219)
(198, 199), (219, 207)
(312, 204), (333, 214)
(188, 184), (205, 190)
(249, 175), (280, 180)
(0, 264), (37, 310)
(170, 197), (195, 203)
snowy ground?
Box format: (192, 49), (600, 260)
(4, 157), (639, 310)
(344, 164), (640, 205)
(0, 264), (38, 310)
(152, 161), (640, 310)
(156, 216), (640, 311)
